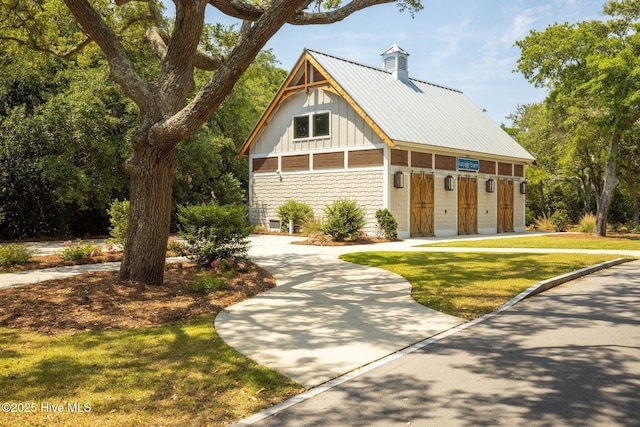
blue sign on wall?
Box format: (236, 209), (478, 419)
(457, 157), (479, 172)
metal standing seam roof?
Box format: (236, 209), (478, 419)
(307, 49), (535, 162)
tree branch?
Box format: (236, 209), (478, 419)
(146, 26), (223, 71)
(64, 0), (153, 109)
(164, 0), (312, 142)
(157, 0), (208, 110)
(208, 0), (397, 24)
(0, 35), (92, 59)
(289, 0), (395, 24)
(207, 0), (265, 21)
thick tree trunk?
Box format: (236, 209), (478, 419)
(119, 139), (177, 285)
(594, 132), (621, 237)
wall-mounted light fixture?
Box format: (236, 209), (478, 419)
(520, 181), (527, 194)
(393, 170), (404, 188)
(486, 178), (495, 193)
(444, 175), (455, 191)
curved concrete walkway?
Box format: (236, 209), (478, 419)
(216, 233), (640, 388)
(216, 235), (464, 388)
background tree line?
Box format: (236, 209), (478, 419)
(511, 0), (640, 234)
(0, 23), (285, 239)
(2, 0), (639, 246)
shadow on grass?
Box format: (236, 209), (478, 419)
(0, 315), (301, 425)
(341, 251), (618, 319)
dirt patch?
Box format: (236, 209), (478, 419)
(0, 262), (275, 336)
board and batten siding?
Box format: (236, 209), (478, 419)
(250, 170), (384, 233)
(249, 89), (384, 155)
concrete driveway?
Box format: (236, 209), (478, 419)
(215, 235), (464, 388)
(242, 259), (640, 427)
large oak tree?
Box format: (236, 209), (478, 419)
(3, 0), (421, 284)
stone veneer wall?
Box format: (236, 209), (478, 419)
(250, 170), (384, 234)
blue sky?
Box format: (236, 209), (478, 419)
(196, 1), (608, 124)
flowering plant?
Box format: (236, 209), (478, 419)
(59, 240), (101, 261)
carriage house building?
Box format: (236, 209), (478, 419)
(239, 45), (535, 238)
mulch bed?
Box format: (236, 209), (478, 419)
(0, 260), (275, 336)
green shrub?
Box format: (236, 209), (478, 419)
(577, 213), (596, 233)
(0, 244), (33, 266)
(59, 240), (101, 261)
(177, 204), (254, 267)
(320, 199), (366, 242)
(187, 256), (250, 293)
(550, 209), (570, 232)
(276, 200), (314, 232)
(107, 199), (130, 246)
(187, 273), (229, 293)
(375, 208), (398, 240)
(525, 207), (536, 227)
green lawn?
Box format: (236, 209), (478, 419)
(0, 315), (302, 427)
(424, 234), (640, 250)
(340, 252), (622, 320)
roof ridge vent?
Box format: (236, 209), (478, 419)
(381, 44), (409, 82)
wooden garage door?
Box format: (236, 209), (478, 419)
(411, 173), (434, 237)
(458, 177), (478, 235)
(498, 179), (514, 233)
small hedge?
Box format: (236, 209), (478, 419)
(320, 199), (365, 242)
(375, 208), (398, 240)
(550, 209), (570, 232)
(276, 200), (313, 232)
(107, 199), (130, 246)
(0, 244), (32, 266)
(178, 204), (254, 267)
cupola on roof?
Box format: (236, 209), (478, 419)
(381, 43), (409, 82)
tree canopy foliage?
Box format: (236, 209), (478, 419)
(1, 0), (421, 284)
(0, 28), (284, 239)
(515, 0), (640, 235)
(0, 46), (133, 238)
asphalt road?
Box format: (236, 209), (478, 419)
(248, 260), (640, 427)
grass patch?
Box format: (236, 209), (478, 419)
(340, 252), (620, 320)
(425, 234), (640, 250)
(0, 315), (302, 427)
